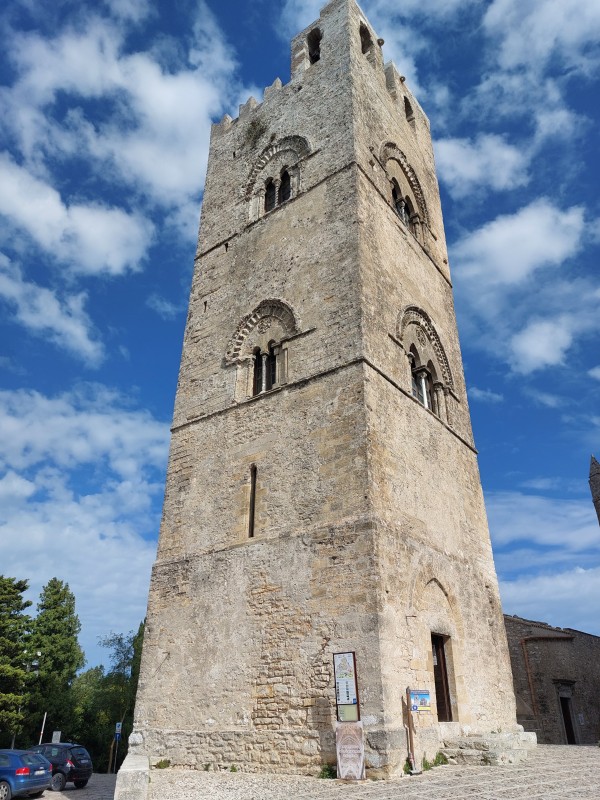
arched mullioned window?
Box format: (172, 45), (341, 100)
(252, 342), (278, 396)
(264, 169), (292, 214)
(391, 179), (418, 237)
(409, 347), (436, 414)
(307, 28), (322, 64)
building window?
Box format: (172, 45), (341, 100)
(265, 179), (276, 212)
(392, 180), (418, 237)
(248, 464), (257, 538)
(264, 169), (293, 214)
(360, 23), (373, 56)
(307, 28), (322, 64)
(252, 343), (278, 396)
(279, 170), (291, 204)
(410, 353), (435, 414)
(404, 96), (415, 125)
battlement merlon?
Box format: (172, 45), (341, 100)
(212, 0), (429, 135)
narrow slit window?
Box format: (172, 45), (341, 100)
(248, 465), (257, 538)
(360, 24), (373, 55)
(307, 28), (322, 64)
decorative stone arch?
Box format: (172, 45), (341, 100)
(398, 306), (453, 390)
(226, 299), (299, 401)
(246, 136), (311, 220)
(379, 141), (430, 228)
(406, 556), (470, 725)
(225, 299), (298, 363)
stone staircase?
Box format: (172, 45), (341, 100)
(439, 728), (537, 765)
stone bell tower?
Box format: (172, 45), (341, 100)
(128, 0), (530, 777)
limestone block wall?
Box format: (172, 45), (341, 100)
(505, 615), (600, 744)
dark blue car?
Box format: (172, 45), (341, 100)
(0, 750), (52, 800)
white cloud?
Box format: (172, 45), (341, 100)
(435, 134), (529, 198)
(468, 386), (504, 404)
(0, 256), (104, 365)
(500, 567), (600, 636)
(3, 3), (238, 210)
(146, 293), (180, 320)
(0, 153), (153, 276)
(483, 0), (600, 77)
(486, 491), (599, 553)
(589, 366), (600, 381)
(524, 389), (567, 409)
(509, 315), (574, 374)
(453, 199), (585, 287)
(0, 385), (169, 665)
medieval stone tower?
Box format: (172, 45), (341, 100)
(129, 0), (527, 776)
(590, 456), (600, 525)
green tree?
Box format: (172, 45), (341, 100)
(70, 622), (144, 772)
(24, 578), (85, 744)
(0, 577), (32, 746)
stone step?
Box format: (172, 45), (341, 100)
(441, 747), (530, 766)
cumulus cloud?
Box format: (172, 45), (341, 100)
(0, 153), (153, 276)
(435, 134), (529, 198)
(0, 384), (170, 665)
(449, 199), (600, 374)
(483, 0), (600, 76)
(509, 316), (575, 374)
(0, 256), (104, 365)
(453, 200), (584, 288)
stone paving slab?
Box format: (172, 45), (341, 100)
(146, 746), (600, 800)
(52, 746), (600, 800)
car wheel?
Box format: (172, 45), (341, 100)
(0, 781), (12, 800)
(73, 782), (88, 790)
(50, 774), (66, 792)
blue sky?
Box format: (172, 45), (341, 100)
(1, 0), (599, 669)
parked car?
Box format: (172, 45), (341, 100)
(29, 745), (92, 792)
(0, 749), (52, 800)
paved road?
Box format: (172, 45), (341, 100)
(51, 745), (600, 800)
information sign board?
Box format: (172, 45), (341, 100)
(409, 689), (431, 712)
(333, 652), (360, 722)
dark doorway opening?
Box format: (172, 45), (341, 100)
(431, 634), (452, 722)
(559, 696), (576, 744)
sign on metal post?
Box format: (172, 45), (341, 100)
(409, 689), (431, 712)
(52, 731), (61, 743)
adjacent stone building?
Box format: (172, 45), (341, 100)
(505, 615), (600, 745)
(125, 0), (532, 779)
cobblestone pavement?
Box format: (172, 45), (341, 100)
(147, 745), (600, 800)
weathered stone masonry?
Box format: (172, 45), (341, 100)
(126, 0), (532, 779)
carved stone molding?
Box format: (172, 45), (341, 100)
(398, 305), (454, 389)
(379, 141), (430, 227)
(225, 299), (298, 363)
